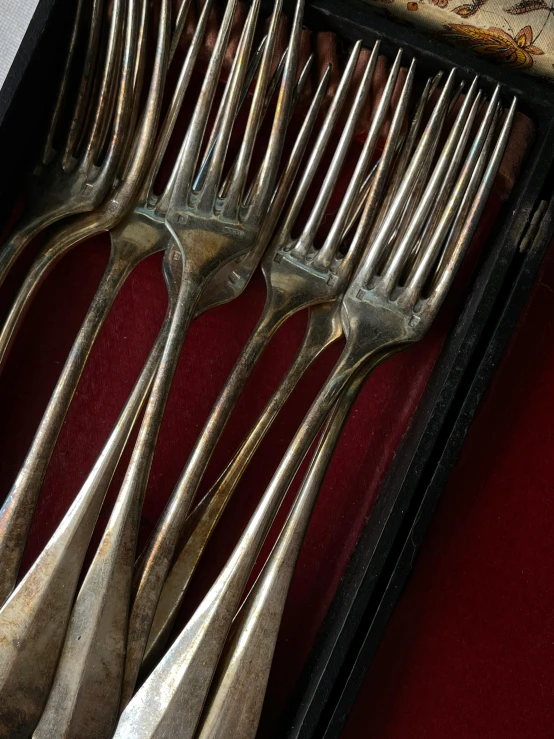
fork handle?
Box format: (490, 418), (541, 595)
(140, 301), (343, 675)
(0, 246), (134, 606)
(114, 343), (366, 739)
(0, 302), (171, 739)
(121, 294), (294, 703)
(36, 266), (203, 736)
(196, 350), (397, 739)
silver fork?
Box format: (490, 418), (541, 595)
(0, 0), (220, 379)
(0, 0), (172, 734)
(0, 0), (135, 289)
(20, 0), (304, 729)
(0, 24), (277, 606)
(113, 66), (494, 739)
(195, 92), (513, 739)
(116, 0), (311, 705)
(124, 40), (407, 706)
(113, 43), (415, 739)
(0, 19), (315, 738)
(0, 0), (172, 606)
(140, 61), (440, 677)
(119, 79), (516, 739)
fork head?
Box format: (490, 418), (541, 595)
(164, 0), (306, 278)
(27, 0), (140, 222)
(259, 43), (413, 314)
(341, 78), (516, 354)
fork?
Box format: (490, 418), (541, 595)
(119, 79), (515, 739)
(139, 70), (443, 674)
(29, 43), (323, 739)
(0, 0), (135, 290)
(0, 0), (172, 732)
(194, 93), (513, 739)
(114, 0), (313, 705)
(123, 39), (407, 707)
(139, 60), (439, 676)
(18, 0), (305, 729)
(113, 65), (495, 739)
(0, 16), (314, 735)
(112, 44), (415, 739)
(0, 0), (174, 606)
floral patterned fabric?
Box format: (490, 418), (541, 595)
(363, 0), (554, 78)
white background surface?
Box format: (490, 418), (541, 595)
(0, 0), (41, 90)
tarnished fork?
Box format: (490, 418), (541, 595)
(195, 92), (512, 739)
(113, 41), (415, 739)
(0, 26), (316, 739)
(124, 38), (408, 708)
(0, 0), (174, 606)
(110, 0), (311, 706)
(0, 0), (241, 379)
(0, 0), (135, 289)
(0, 0), (173, 735)
(140, 61), (443, 678)
(113, 67), (499, 739)
(10, 0), (305, 734)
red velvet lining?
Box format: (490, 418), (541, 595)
(342, 239), (554, 738)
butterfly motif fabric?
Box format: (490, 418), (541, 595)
(365, 0), (554, 77)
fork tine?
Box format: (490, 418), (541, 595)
(112, 0), (171, 207)
(356, 68), (459, 285)
(118, 0), (151, 182)
(340, 71), (437, 245)
(194, 35), (268, 193)
(169, 0), (195, 63)
(196, 0), (266, 212)
(312, 49), (405, 271)
(221, 0), (286, 217)
(378, 76), (480, 294)
(91, 0), (142, 195)
(145, 0), (216, 207)
(60, 0), (104, 167)
(435, 103), (501, 281)
(402, 89), (485, 281)
(219, 47), (288, 200)
(291, 45), (381, 260)
(43, 0), (88, 164)
(248, 0), (305, 218)
(428, 97), (516, 310)
(168, 0), (240, 208)
(364, 71), (441, 242)
(256, 64), (331, 245)
(402, 90), (497, 301)
(340, 58), (416, 276)
(242, 50), (312, 206)
(79, 0), (127, 168)
(274, 40), (364, 246)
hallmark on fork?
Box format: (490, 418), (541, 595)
(223, 226), (243, 238)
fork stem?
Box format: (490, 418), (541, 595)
(39, 265), (202, 734)
(0, 247), (136, 606)
(121, 286), (298, 704)
(194, 350), (395, 739)
(114, 338), (373, 738)
(140, 301), (343, 676)
(0, 304), (171, 739)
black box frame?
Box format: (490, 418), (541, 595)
(2, 2), (554, 738)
